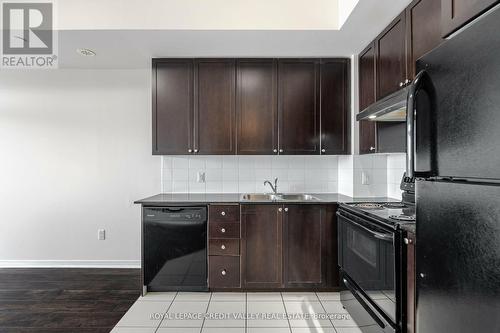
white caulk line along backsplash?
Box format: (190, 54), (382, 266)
(161, 154), (406, 199)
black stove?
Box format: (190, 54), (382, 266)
(337, 174), (415, 333)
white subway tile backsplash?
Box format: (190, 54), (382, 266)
(161, 154), (401, 198)
(172, 169), (189, 181)
(205, 156), (223, 169)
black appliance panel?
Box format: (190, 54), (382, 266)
(415, 7), (500, 180)
(337, 210), (397, 324)
(340, 271), (395, 333)
(143, 206), (207, 291)
(416, 180), (500, 333)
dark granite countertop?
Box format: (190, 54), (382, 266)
(134, 193), (398, 206)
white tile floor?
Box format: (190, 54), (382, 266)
(111, 292), (366, 333)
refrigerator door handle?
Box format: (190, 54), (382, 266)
(406, 70), (428, 179)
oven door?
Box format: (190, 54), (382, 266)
(337, 209), (397, 332)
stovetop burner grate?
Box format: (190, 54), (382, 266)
(389, 215), (416, 222)
(352, 203), (385, 210)
(384, 202), (407, 209)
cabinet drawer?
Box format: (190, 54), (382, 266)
(209, 222), (240, 239)
(209, 256), (240, 288)
(209, 239), (240, 256)
(209, 205), (240, 223)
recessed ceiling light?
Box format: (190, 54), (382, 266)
(368, 115), (377, 119)
(76, 48), (96, 56)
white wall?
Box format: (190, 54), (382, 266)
(58, 0), (339, 30)
(0, 69), (160, 267)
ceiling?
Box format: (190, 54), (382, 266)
(2, 0), (413, 69)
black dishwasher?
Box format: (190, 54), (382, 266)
(143, 206), (207, 292)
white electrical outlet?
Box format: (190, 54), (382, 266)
(197, 171), (206, 183)
(98, 229), (106, 240)
(361, 172), (370, 185)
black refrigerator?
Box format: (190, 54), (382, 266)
(410, 5), (500, 333)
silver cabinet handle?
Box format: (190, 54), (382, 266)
(370, 147), (376, 151)
(221, 244), (226, 250)
(221, 269), (227, 276)
(284, 207), (288, 212)
(273, 149), (278, 153)
(278, 208), (283, 212)
(221, 211), (226, 216)
(220, 228), (226, 233)
(399, 82), (404, 87)
(404, 238), (413, 245)
(194, 149), (199, 153)
(321, 149), (326, 153)
(279, 149), (284, 153)
(188, 149), (193, 153)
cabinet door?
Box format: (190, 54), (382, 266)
(407, 0), (443, 78)
(153, 59), (193, 155)
(358, 43), (377, 154)
(278, 60), (320, 155)
(241, 205), (283, 289)
(195, 59), (236, 155)
(320, 59), (350, 155)
(441, 0), (499, 37)
(376, 12), (407, 100)
(283, 205), (326, 287)
(236, 60), (278, 155)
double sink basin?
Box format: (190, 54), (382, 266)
(240, 193), (320, 202)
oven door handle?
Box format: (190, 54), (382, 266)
(342, 277), (386, 329)
(337, 212), (393, 242)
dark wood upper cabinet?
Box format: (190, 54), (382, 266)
(320, 59), (350, 155)
(153, 59), (193, 155)
(241, 204), (283, 289)
(236, 60), (278, 155)
(283, 205), (324, 287)
(376, 12), (407, 100)
(195, 59), (236, 155)
(441, 0), (499, 37)
(358, 43), (377, 154)
(406, 0), (443, 78)
(153, 58), (348, 156)
(278, 60), (320, 155)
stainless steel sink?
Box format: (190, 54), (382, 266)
(240, 193), (282, 201)
(240, 193), (320, 202)
(278, 194), (319, 201)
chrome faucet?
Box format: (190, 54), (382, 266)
(264, 178), (279, 194)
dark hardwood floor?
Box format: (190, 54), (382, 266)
(0, 268), (140, 333)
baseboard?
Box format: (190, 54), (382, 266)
(0, 260), (141, 268)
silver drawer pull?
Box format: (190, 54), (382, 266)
(221, 211), (226, 216)
(146, 214), (155, 217)
(221, 244), (226, 250)
(221, 269), (227, 276)
(220, 228), (226, 233)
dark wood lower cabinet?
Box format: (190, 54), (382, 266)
(284, 205), (325, 287)
(241, 205), (283, 289)
(209, 256), (241, 289)
(406, 231), (416, 333)
(239, 204), (339, 290)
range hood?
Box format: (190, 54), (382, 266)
(357, 86), (409, 122)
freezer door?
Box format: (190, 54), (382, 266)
(416, 180), (500, 333)
(415, 6), (500, 180)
